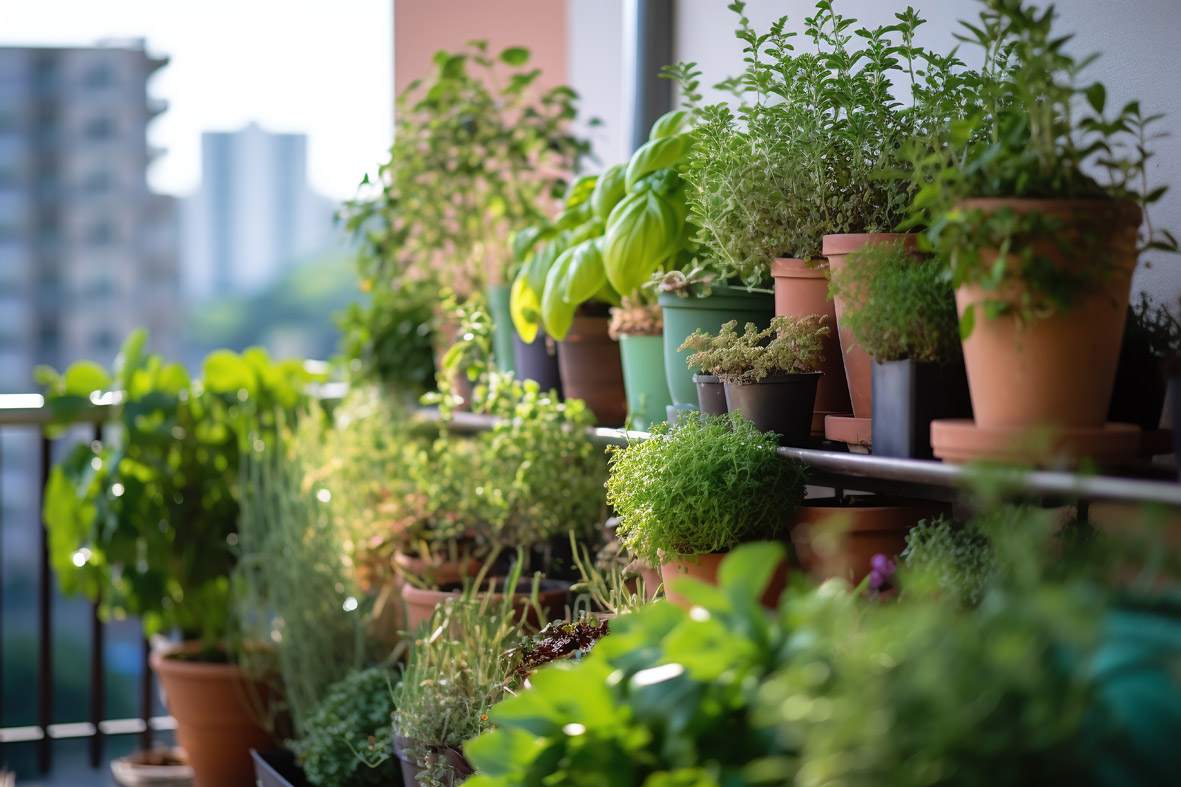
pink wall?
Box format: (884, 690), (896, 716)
(394, 0), (568, 98)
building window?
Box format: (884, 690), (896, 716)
(85, 117), (114, 140)
(89, 222), (115, 245)
(85, 63), (113, 88)
(84, 170), (112, 193)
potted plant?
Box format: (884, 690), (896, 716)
(342, 43), (589, 392)
(680, 3), (953, 436)
(607, 412), (808, 607)
(39, 330), (321, 787)
(905, 0), (1176, 462)
(830, 243), (972, 458)
(610, 298), (673, 431)
(393, 591), (525, 787)
(680, 316), (829, 446)
(399, 377), (607, 630)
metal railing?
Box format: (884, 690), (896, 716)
(0, 394), (174, 775)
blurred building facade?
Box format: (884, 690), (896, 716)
(0, 40), (180, 391)
(181, 122), (337, 302)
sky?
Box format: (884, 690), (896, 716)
(0, 0), (394, 201)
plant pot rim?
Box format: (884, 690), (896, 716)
(401, 577), (571, 600)
(692, 373), (721, 383)
(770, 257), (829, 277)
(954, 195), (1143, 214)
(618, 330), (663, 339)
(822, 233), (917, 257)
(150, 642), (248, 680)
(725, 371), (823, 386)
(658, 284), (773, 307)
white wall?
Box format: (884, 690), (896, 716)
(673, 0), (1181, 304)
(568, 0), (628, 171)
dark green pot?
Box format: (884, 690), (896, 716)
(659, 285), (775, 406)
(619, 334), (673, 431)
(487, 283), (517, 375)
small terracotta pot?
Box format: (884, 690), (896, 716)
(822, 234), (919, 420)
(771, 257), (852, 434)
(660, 550), (791, 609)
(401, 578), (571, 633)
(953, 198), (1141, 430)
(557, 315), (628, 426)
(692, 373), (727, 415)
(791, 497), (950, 584)
(150, 645), (275, 787)
(393, 551), (484, 587)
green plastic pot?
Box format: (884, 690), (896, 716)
(619, 334), (672, 431)
(659, 285), (775, 406)
(487, 283), (517, 374)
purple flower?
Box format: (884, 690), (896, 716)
(868, 554), (897, 589)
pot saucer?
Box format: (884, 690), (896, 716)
(930, 419), (1140, 468)
(825, 415), (871, 453)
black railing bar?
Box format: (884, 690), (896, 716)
(0, 422), (5, 735)
(36, 433), (52, 773)
(140, 637), (152, 750)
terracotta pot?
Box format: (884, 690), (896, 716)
(150, 645), (275, 787)
(771, 257), (852, 434)
(393, 551), (484, 587)
(791, 497), (949, 584)
(401, 578), (571, 633)
(822, 234), (919, 419)
(557, 315), (627, 426)
(659, 550), (790, 610)
(930, 418), (1140, 468)
(723, 373), (821, 446)
(953, 198), (1141, 430)
(368, 553), (486, 647)
(692, 373), (727, 415)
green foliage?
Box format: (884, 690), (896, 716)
(38, 331), (321, 645)
(394, 590), (526, 787)
(607, 413), (807, 566)
(289, 667), (400, 787)
(338, 274), (437, 396)
(679, 316), (829, 383)
(830, 243), (961, 363)
(512, 109), (700, 342)
(901, 515), (998, 606)
(235, 410), (372, 734)
(680, 2), (938, 285)
(430, 290), (495, 411)
(904, 0), (1177, 327)
(463, 543), (795, 786)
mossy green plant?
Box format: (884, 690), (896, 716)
(606, 412), (808, 567)
(679, 315), (828, 384)
(830, 243), (961, 364)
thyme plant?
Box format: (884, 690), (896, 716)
(830, 243), (961, 364)
(607, 412), (808, 567)
(679, 316), (829, 383)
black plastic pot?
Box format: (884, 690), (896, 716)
(1109, 351), (1167, 430)
(395, 738), (470, 787)
(513, 331), (563, 398)
(1171, 375), (1181, 478)
(252, 749), (310, 787)
(723, 373), (820, 446)
(871, 359), (973, 459)
(693, 374), (727, 415)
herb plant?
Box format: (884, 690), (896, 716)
(1124, 292), (1181, 361)
(904, 0), (1177, 330)
(337, 274), (437, 395)
(607, 412), (807, 566)
(39, 330), (320, 645)
(901, 515), (998, 606)
(679, 1), (939, 285)
(830, 243), (961, 363)
(289, 667), (400, 787)
(680, 316), (829, 383)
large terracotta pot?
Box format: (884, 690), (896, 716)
(791, 497), (949, 584)
(659, 550), (790, 610)
(771, 257), (852, 434)
(151, 646), (275, 787)
(953, 198), (1141, 430)
(557, 315), (627, 426)
(822, 234), (919, 419)
(401, 578), (571, 633)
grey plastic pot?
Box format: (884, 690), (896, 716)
(693, 374), (727, 415)
(723, 373), (820, 446)
(871, 359), (972, 459)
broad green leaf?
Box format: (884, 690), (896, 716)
(63, 362), (111, 397)
(562, 238), (608, 305)
(202, 350), (254, 394)
(590, 163), (627, 221)
(603, 191), (680, 295)
(510, 271), (541, 344)
(648, 109), (694, 140)
(959, 302), (976, 341)
(499, 46), (530, 66)
(541, 247), (578, 340)
(114, 328), (148, 386)
(717, 541), (786, 605)
(625, 134), (689, 191)
(565, 174), (599, 210)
